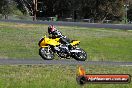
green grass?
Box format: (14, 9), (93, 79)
(0, 22), (132, 61)
(0, 65), (131, 88)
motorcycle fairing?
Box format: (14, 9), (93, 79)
(70, 40), (80, 46)
(40, 35), (60, 48)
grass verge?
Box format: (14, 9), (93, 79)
(0, 22), (132, 61)
(0, 65), (132, 88)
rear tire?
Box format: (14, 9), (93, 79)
(73, 49), (87, 61)
(39, 48), (54, 60)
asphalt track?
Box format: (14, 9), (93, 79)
(0, 59), (132, 66)
(0, 20), (132, 65)
(0, 19), (132, 30)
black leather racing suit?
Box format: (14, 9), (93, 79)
(49, 30), (70, 45)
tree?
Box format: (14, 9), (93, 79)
(54, 0), (73, 18)
(78, 0), (123, 22)
(14, 0), (34, 15)
(128, 0), (132, 21)
(0, 0), (18, 19)
(0, 0), (11, 19)
(0, 0), (130, 22)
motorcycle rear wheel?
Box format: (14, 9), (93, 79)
(39, 48), (54, 60)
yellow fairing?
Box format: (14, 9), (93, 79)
(40, 39), (48, 48)
(40, 35), (60, 48)
(47, 38), (60, 46)
(70, 40), (80, 46)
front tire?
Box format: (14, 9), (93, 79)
(73, 49), (87, 61)
(39, 47), (54, 60)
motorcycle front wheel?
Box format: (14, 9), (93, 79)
(39, 47), (54, 60)
(73, 49), (87, 61)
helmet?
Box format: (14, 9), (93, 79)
(48, 25), (56, 34)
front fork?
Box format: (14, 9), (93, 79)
(47, 46), (50, 53)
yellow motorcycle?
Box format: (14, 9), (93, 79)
(38, 35), (87, 61)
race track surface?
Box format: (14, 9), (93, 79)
(0, 59), (132, 66)
(0, 20), (131, 66)
(0, 20), (132, 30)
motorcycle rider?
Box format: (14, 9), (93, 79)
(48, 25), (72, 52)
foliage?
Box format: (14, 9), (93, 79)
(0, 0), (17, 17)
(35, 0), (128, 22)
(128, 0), (132, 21)
(0, 0), (132, 22)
